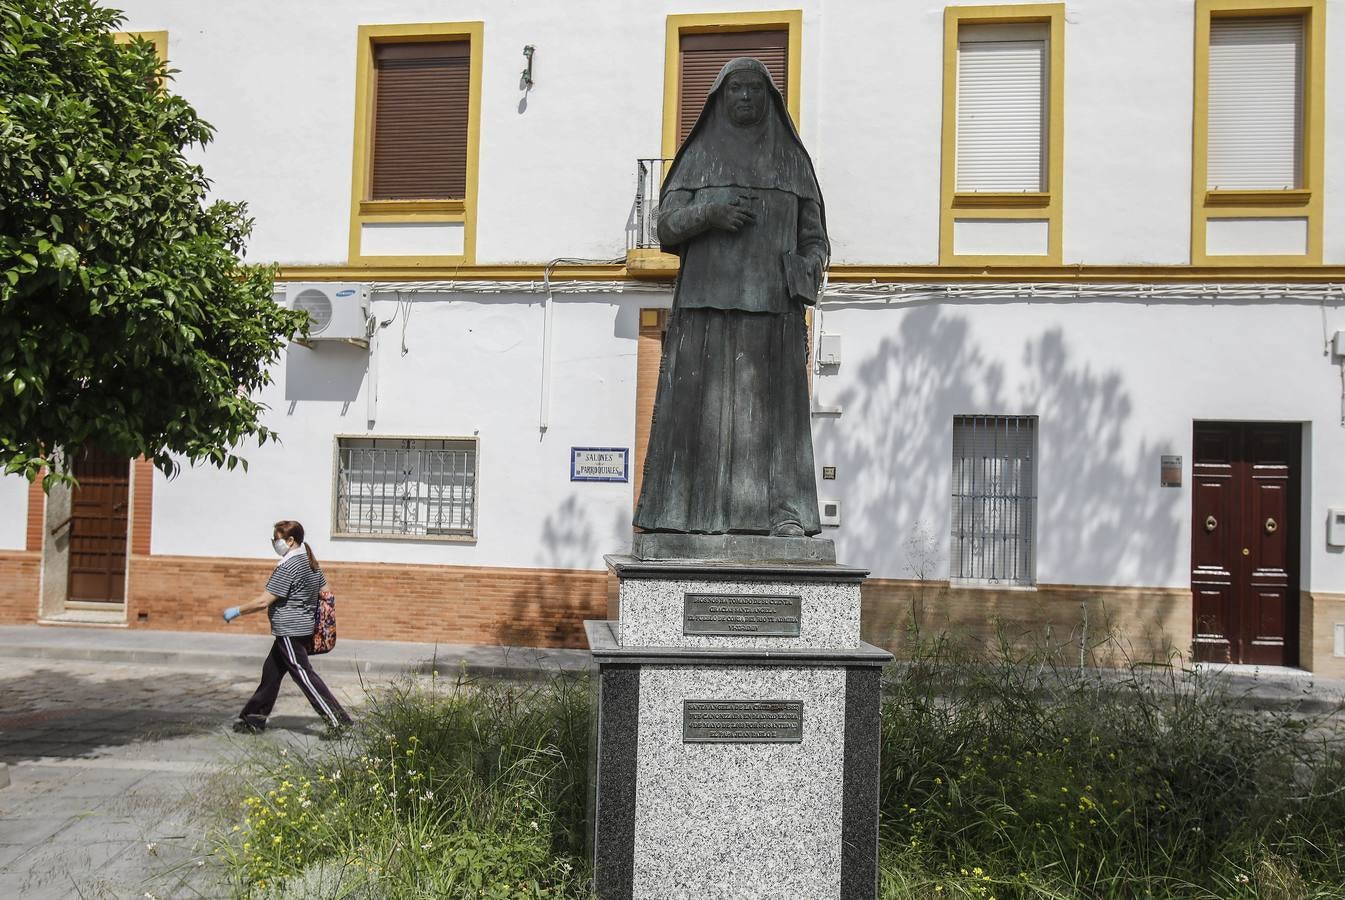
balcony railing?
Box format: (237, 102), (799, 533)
(630, 157), (673, 250)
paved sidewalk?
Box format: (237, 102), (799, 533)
(0, 624), (592, 679)
(0, 626), (591, 898)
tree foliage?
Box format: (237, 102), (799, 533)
(0, 0), (305, 487)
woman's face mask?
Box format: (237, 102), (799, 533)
(272, 537), (289, 557)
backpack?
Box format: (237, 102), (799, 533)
(311, 588), (337, 654)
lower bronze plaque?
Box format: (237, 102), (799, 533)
(683, 700), (804, 743)
(683, 593), (802, 636)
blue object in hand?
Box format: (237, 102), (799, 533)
(223, 606), (242, 623)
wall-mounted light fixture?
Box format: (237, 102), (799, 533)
(521, 45), (535, 90)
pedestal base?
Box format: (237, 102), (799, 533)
(587, 620), (889, 900)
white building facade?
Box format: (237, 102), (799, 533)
(5, 0), (1345, 674)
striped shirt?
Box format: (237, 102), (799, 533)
(266, 546), (326, 637)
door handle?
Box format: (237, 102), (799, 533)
(1205, 515), (1218, 532)
(1265, 517), (1277, 534)
(1243, 548), (1250, 556)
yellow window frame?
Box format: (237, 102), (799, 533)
(1191, 0), (1324, 265)
(347, 22), (483, 267)
(661, 10), (803, 161)
(939, 4), (1065, 266)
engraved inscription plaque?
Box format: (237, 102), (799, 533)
(683, 700), (804, 743)
(683, 593), (802, 636)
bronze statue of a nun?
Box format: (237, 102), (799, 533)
(634, 57), (829, 538)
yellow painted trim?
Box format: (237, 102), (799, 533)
(1191, 0), (1324, 265)
(953, 191), (1051, 208)
(1205, 189), (1311, 206)
(939, 5), (1064, 266)
(625, 248), (680, 279)
(347, 21), (483, 268)
(359, 199), (467, 216)
(280, 264), (631, 282)
(276, 262), (1345, 284)
(660, 10), (803, 161)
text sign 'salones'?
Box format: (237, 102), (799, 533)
(682, 700), (804, 743)
(683, 593), (802, 636)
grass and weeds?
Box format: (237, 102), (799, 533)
(210, 671), (591, 898)
(878, 633), (1345, 898)
(210, 642), (1345, 899)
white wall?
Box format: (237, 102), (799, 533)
(151, 292), (642, 569)
(112, 0), (1345, 267)
(812, 295), (1345, 591)
(0, 475), (29, 551)
(148, 285), (1345, 594)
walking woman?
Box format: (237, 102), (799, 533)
(222, 520), (352, 734)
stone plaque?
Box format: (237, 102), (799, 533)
(683, 593), (802, 636)
(683, 700), (804, 743)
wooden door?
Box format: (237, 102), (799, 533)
(1191, 423), (1300, 665)
(68, 448), (130, 605)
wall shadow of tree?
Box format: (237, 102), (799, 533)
(820, 303), (1186, 663)
(494, 496), (610, 648)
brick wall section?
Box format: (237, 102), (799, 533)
(125, 553), (1198, 657)
(860, 579), (1193, 666)
(130, 458), (154, 556)
(631, 312), (664, 504)
(25, 480), (43, 552)
(127, 555), (610, 647)
(0, 551), (40, 624)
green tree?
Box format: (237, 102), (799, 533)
(0, 0), (305, 487)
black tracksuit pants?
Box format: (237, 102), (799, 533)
(239, 635), (352, 727)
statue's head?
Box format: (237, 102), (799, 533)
(723, 68), (769, 127)
(663, 55), (823, 215)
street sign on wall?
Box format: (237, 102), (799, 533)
(571, 447), (629, 482)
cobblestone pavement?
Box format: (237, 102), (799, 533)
(0, 656), (377, 899)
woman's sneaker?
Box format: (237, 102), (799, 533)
(232, 715), (266, 734)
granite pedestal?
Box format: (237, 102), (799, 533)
(587, 552), (891, 900)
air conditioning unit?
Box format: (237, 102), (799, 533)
(285, 283), (370, 346)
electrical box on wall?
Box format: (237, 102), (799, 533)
(1329, 508), (1345, 547)
(819, 499), (841, 527)
(1333, 331), (1345, 357)
(817, 333), (842, 367)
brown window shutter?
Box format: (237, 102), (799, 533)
(371, 40), (471, 200)
(678, 30), (788, 148)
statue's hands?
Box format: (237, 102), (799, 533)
(705, 193), (757, 233)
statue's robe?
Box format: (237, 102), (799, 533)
(632, 185), (827, 535)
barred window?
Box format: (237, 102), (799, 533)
(335, 437), (477, 539)
(950, 416), (1037, 585)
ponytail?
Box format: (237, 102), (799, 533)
(303, 541), (318, 572)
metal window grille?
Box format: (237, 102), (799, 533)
(951, 415), (1037, 585)
(336, 437), (476, 537)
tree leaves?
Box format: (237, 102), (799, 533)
(0, 0), (306, 487)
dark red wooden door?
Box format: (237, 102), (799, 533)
(68, 448), (130, 604)
(1191, 423), (1299, 665)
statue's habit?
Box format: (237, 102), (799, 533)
(634, 57), (829, 537)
